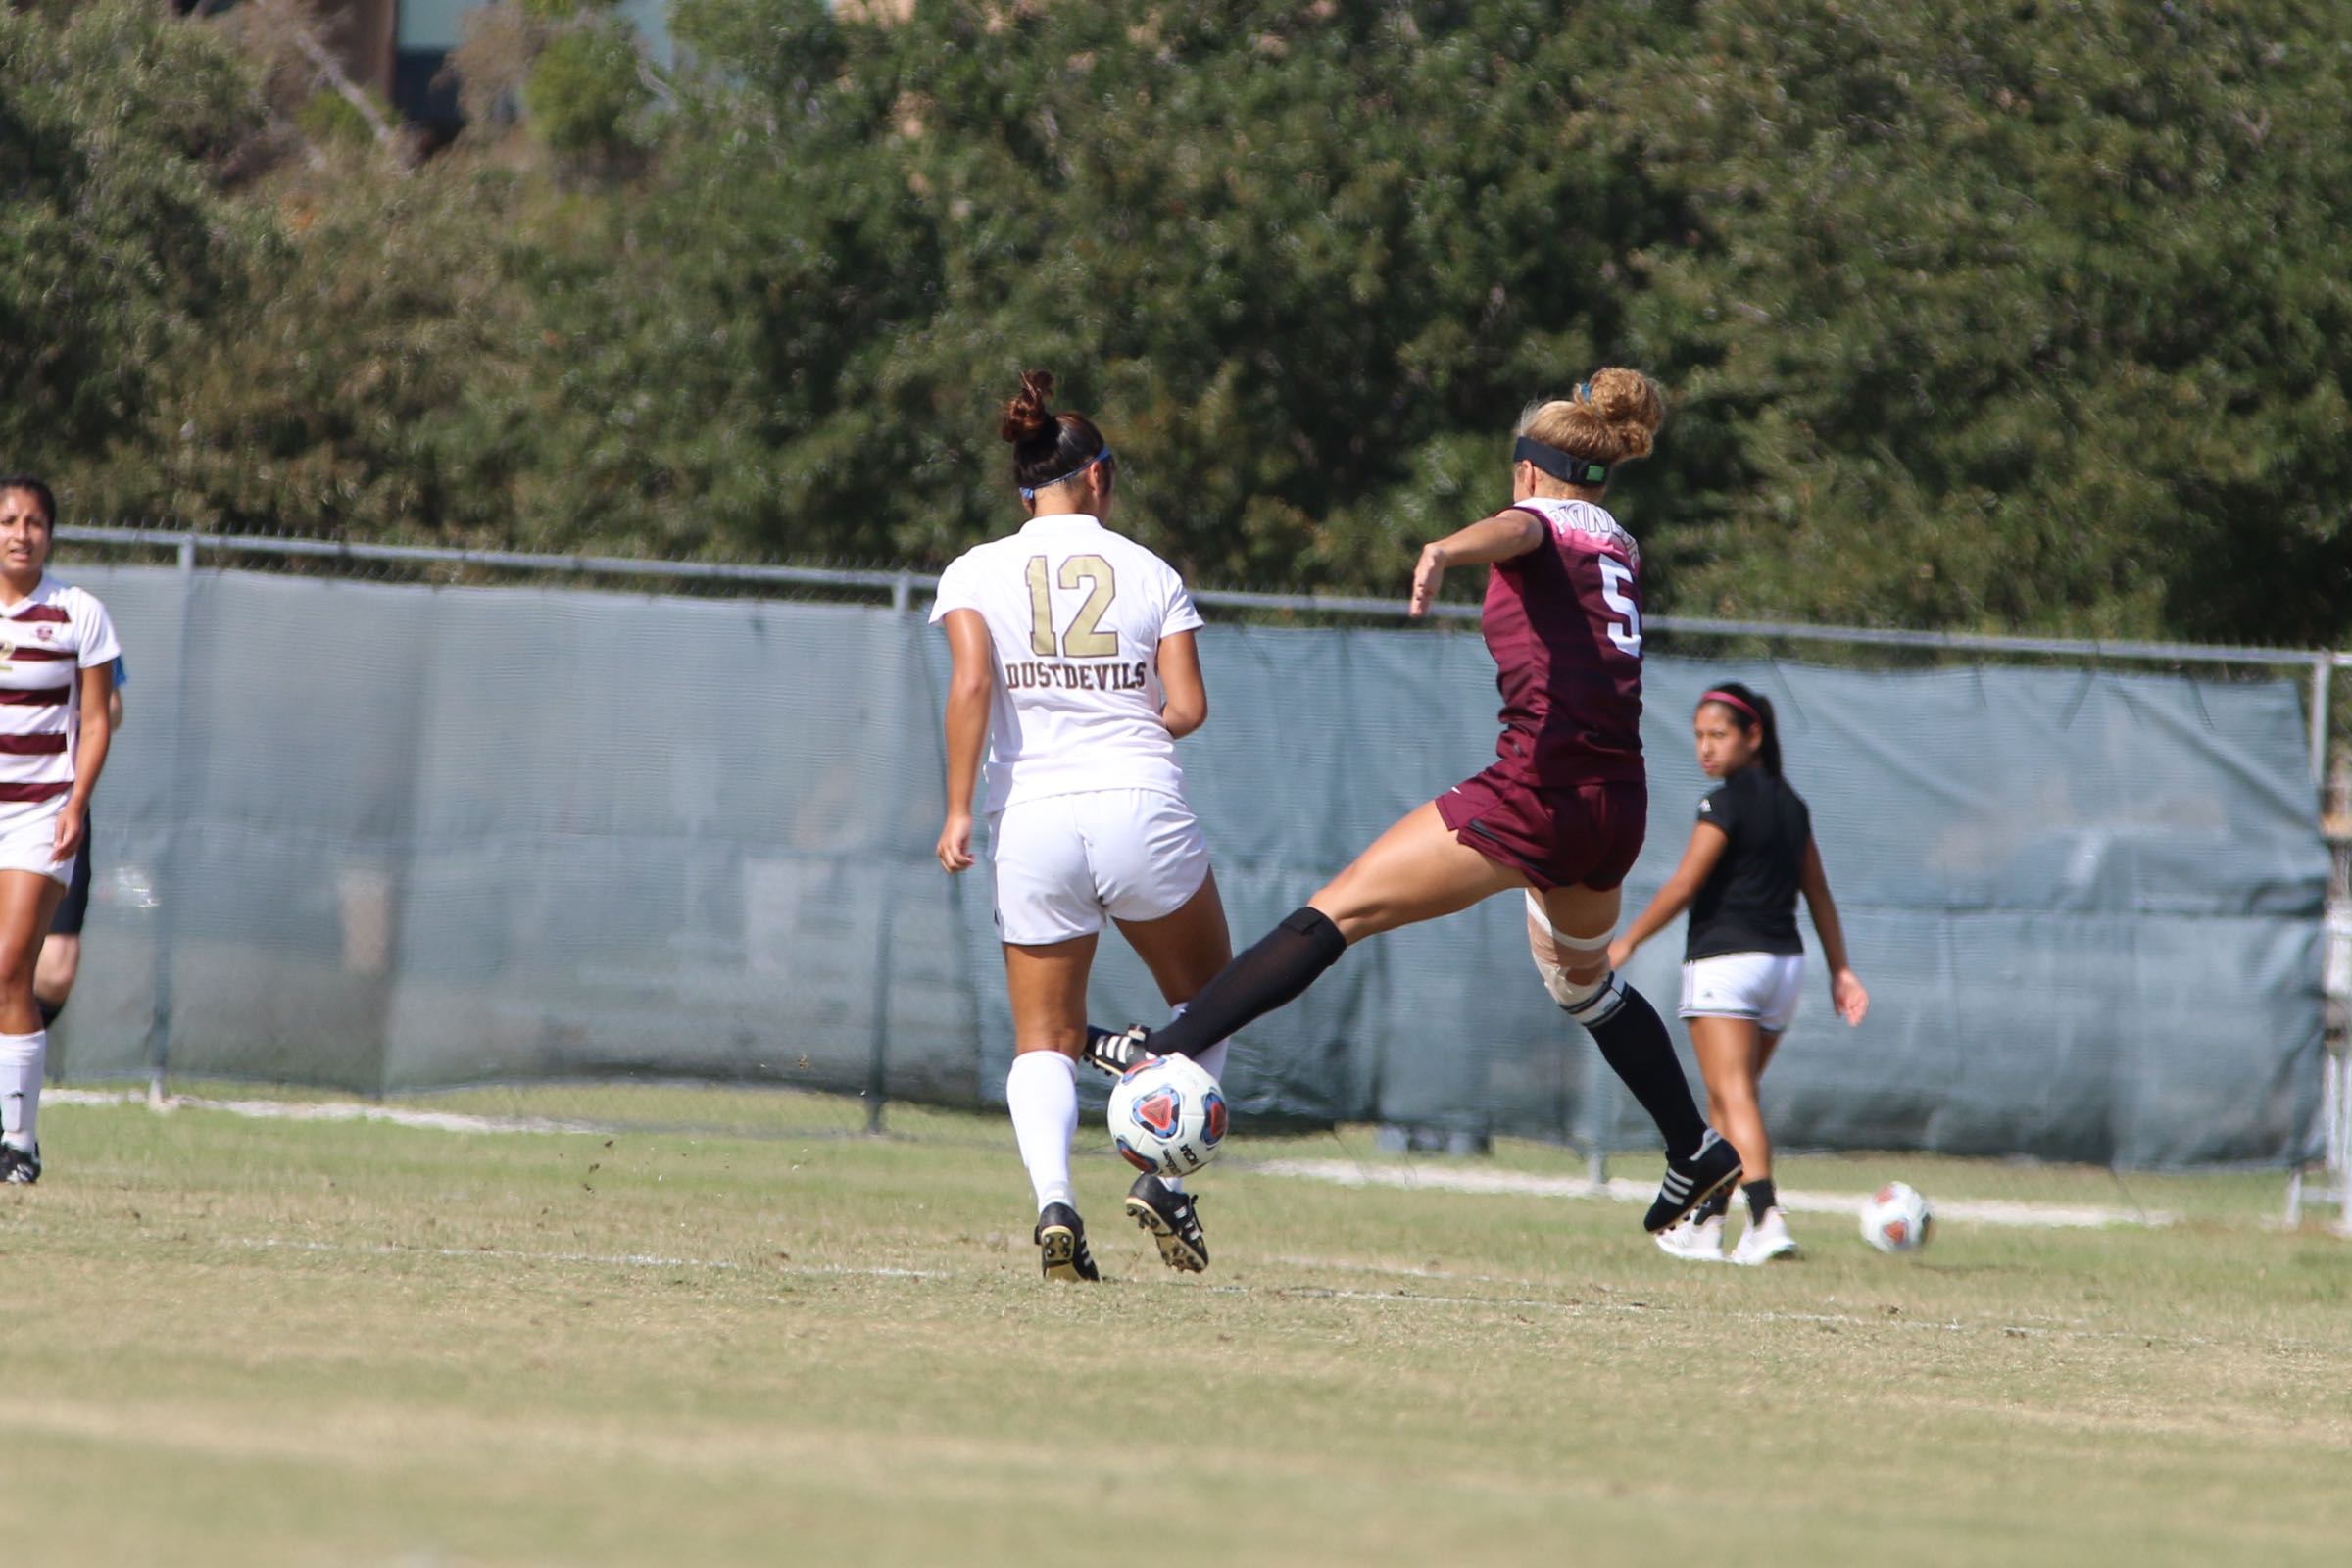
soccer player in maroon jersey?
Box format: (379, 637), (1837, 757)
(1090, 371), (1742, 1232)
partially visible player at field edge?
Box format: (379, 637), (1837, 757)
(1612, 683), (1868, 1264)
(932, 370), (1236, 1282)
(36, 654), (125, 1044)
(0, 476), (121, 1186)
(1091, 370), (1743, 1234)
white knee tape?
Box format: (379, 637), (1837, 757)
(1537, 954), (1607, 1010)
(1524, 891), (1613, 953)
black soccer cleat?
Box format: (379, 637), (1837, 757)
(1034, 1201), (1101, 1283)
(1085, 1024), (1154, 1080)
(1643, 1129), (1741, 1233)
(1124, 1173), (1208, 1273)
(0, 1141), (40, 1186)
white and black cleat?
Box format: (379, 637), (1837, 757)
(1084, 1024), (1154, 1080)
(1034, 1201), (1101, 1283)
(0, 1141), (40, 1186)
(1124, 1173), (1208, 1273)
(1643, 1129), (1741, 1233)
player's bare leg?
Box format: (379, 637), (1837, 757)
(1689, 1017), (1795, 1263)
(1311, 801), (1524, 941)
(1111, 871), (1233, 1271)
(1004, 936), (1101, 1282)
(1689, 1015), (1771, 1187)
(0, 870), (67, 1184)
(1099, 801), (1519, 1074)
(33, 931), (78, 1032)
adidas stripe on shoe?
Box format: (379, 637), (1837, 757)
(1124, 1173), (1208, 1273)
(1642, 1130), (1742, 1233)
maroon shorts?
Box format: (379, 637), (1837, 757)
(1434, 768), (1647, 892)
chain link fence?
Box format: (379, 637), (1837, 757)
(42, 526), (2350, 1196)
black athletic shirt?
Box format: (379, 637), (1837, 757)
(1684, 765), (1811, 960)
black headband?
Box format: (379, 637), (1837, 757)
(1514, 437), (1607, 487)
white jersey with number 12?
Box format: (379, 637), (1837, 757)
(930, 512), (1204, 814)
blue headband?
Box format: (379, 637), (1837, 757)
(1514, 436), (1607, 487)
(1019, 445), (1114, 501)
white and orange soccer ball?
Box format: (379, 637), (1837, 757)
(1859, 1181), (1934, 1253)
(1107, 1054), (1228, 1178)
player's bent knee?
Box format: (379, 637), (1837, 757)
(1533, 949), (1626, 1027)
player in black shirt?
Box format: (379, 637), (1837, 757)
(1610, 682), (1867, 1264)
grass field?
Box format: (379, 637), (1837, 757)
(6, 1089), (2350, 1567)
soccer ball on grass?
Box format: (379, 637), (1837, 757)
(1859, 1181), (1933, 1253)
(1108, 1054), (1228, 1178)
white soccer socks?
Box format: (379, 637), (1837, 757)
(1005, 1050), (1080, 1214)
(0, 1029), (44, 1152)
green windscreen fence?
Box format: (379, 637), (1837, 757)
(57, 565), (2328, 1169)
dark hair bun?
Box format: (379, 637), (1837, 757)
(1000, 369), (1057, 445)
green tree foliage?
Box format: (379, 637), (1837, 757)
(9, 1), (2352, 647)
(523, 20), (655, 169)
(0, 1), (276, 490)
(1617, 0), (2352, 643)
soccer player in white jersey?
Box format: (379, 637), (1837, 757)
(931, 371), (1235, 1282)
(0, 476), (121, 1185)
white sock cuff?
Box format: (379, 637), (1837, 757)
(1006, 1050), (1078, 1092)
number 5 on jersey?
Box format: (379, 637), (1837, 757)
(1027, 554), (1119, 659)
(1597, 557), (1642, 658)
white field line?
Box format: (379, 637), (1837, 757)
(50, 1088), (607, 1138)
(200, 1235), (2216, 1348)
(232, 1236), (948, 1280)
(1246, 1156), (2176, 1230)
(52, 1090), (2172, 1229)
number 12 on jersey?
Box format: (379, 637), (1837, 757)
(1597, 557), (1642, 657)
(1026, 554), (1120, 659)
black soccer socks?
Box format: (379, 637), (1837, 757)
(1145, 906), (1348, 1059)
(1579, 981), (1710, 1157)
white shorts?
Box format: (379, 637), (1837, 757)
(989, 789), (1211, 947)
(0, 807), (72, 886)
(1679, 952), (1805, 1033)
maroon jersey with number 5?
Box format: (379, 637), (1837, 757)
(1477, 496), (1645, 785)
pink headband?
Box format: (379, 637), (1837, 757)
(1698, 689), (1761, 724)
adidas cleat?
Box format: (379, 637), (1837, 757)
(0, 1141), (40, 1185)
(1034, 1201), (1100, 1283)
(1085, 1024), (1154, 1079)
(1643, 1129), (1741, 1233)
(1124, 1173), (1208, 1273)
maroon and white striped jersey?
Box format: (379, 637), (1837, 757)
(0, 577), (121, 824)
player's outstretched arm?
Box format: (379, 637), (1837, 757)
(1607, 821), (1728, 973)
(1408, 511), (1545, 616)
(1799, 835), (1868, 1024)
(1156, 629), (1207, 739)
(935, 609), (993, 873)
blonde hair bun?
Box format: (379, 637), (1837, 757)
(1518, 368), (1667, 467)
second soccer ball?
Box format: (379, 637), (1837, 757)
(1859, 1181), (1934, 1253)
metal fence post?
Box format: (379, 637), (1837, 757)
(2310, 655), (2330, 792)
(865, 572), (919, 1135)
(145, 534), (198, 1104)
